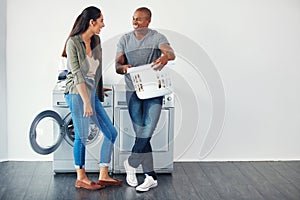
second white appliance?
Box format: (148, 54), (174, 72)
(113, 84), (175, 173)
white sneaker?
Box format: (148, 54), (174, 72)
(136, 174), (158, 192)
(124, 159), (138, 187)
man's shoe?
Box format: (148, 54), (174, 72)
(124, 159), (138, 187)
(136, 174), (158, 192)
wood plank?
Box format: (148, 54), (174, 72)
(215, 184), (264, 200)
(155, 174), (180, 200)
(0, 161), (36, 200)
(196, 186), (222, 200)
(270, 183), (300, 200)
(286, 161), (300, 174)
(251, 162), (290, 184)
(267, 161), (300, 191)
(183, 162), (221, 199)
(234, 162), (269, 185)
(1, 175), (32, 200)
(200, 163), (230, 187)
(0, 187), (7, 200)
(33, 161), (53, 175)
(0, 162), (16, 187)
(183, 162), (213, 186)
(253, 183), (288, 200)
(170, 163), (201, 199)
(46, 173), (77, 200)
(23, 161), (53, 199)
(23, 174), (52, 200)
(16, 161), (38, 175)
(215, 162), (249, 185)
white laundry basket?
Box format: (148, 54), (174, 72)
(127, 63), (174, 99)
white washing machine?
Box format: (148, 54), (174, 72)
(113, 84), (175, 174)
(29, 80), (113, 173)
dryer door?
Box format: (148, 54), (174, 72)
(29, 110), (66, 155)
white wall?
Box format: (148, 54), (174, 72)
(0, 0), (8, 161)
(6, 0), (300, 161)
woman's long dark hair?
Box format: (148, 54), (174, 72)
(62, 6), (101, 57)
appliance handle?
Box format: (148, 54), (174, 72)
(56, 102), (68, 106)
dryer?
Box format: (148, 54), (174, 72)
(29, 80), (113, 173)
(112, 84), (175, 174)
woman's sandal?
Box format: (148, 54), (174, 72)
(97, 179), (123, 186)
(75, 180), (105, 190)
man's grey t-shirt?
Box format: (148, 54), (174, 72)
(117, 29), (169, 91)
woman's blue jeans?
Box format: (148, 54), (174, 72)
(126, 91), (163, 175)
(65, 84), (117, 169)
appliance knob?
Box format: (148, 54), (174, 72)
(167, 96), (172, 101)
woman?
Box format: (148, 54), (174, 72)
(62, 6), (122, 190)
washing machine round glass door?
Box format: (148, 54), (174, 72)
(62, 112), (102, 160)
(63, 113), (101, 147)
(29, 110), (66, 155)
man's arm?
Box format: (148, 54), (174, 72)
(115, 52), (132, 74)
(152, 43), (175, 71)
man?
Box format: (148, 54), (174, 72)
(115, 7), (175, 192)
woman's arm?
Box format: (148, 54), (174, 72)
(66, 39), (92, 117)
(76, 82), (93, 117)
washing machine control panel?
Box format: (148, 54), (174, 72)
(52, 81), (113, 108)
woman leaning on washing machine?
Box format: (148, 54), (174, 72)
(61, 6), (122, 190)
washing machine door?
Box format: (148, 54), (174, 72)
(29, 110), (66, 155)
(63, 112), (102, 147)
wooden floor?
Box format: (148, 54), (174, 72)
(0, 161), (300, 200)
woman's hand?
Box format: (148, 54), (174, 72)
(83, 101), (93, 117)
(76, 82), (93, 117)
(103, 87), (112, 97)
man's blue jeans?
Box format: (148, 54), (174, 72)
(65, 85), (117, 169)
(126, 91), (163, 176)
